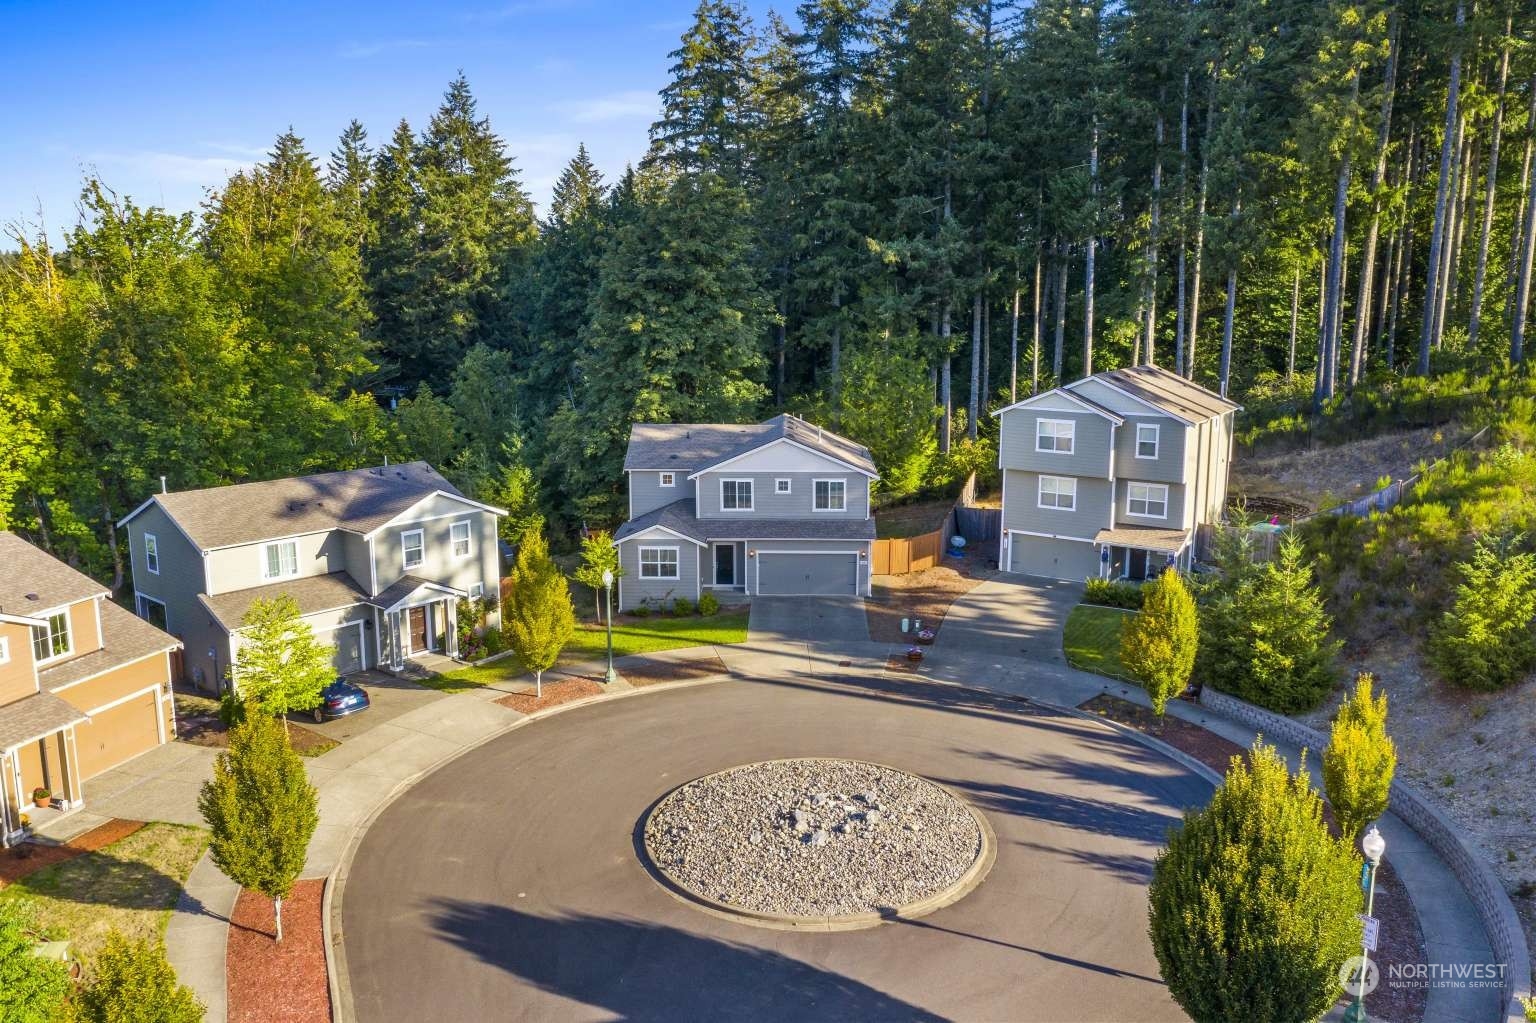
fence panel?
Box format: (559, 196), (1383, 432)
(872, 528), (945, 575)
(955, 506), (1000, 542)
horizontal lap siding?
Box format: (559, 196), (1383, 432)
(1112, 416), (1186, 484)
(617, 538), (699, 611)
(695, 472), (869, 519)
(1002, 469), (1112, 540)
(628, 471), (685, 517)
(374, 508), (500, 611)
(998, 407), (1113, 477)
(1114, 478), (1188, 528)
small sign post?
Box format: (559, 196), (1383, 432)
(1358, 914), (1380, 953)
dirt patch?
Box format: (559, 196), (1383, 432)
(495, 677), (605, 713)
(178, 714), (338, 757)
(1233, 425), (1471, 514)
(866, 554), (996, 645)
(1078, 694), (1247, 776)
(0, 820), (145, 888)
(228, 878), (331, 1023)
(874, 498), (956, 539)
(619, 654), (730, 688)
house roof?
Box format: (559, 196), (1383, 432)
(991, 387), (1125, 424)
(0, 532), (110, 617)
(367, 575), (467, 613)
(199, 573), (370, 633)
(623, 414), (877, 476)
(120, 462), (481, 550)
(0, 692), (89, 751)
(615, 499), (876, 544)
(38, 600), (181, 692)
(1072, 365), (1240, 423)
(1093, 525), (1191, 553)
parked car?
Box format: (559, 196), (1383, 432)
(312, 678), (371, 723)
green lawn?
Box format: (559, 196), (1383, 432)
(0, 822), (208, 971)
(1062, 604), (1136, 681)
(423, 610), (751, 693)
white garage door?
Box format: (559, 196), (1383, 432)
(757, 553), (858, 596)
(320, 622), (365, 675)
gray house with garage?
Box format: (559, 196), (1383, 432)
(118, 462), (505, 692)
(993, 365), (1239, 582)
(614, 414), (878, 611)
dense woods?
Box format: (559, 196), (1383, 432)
(4, 0), (1536, 579)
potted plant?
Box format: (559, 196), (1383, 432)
(914, 628), (937, 646)
(32, 787), (50, 808)
(905, 646), (924, 663)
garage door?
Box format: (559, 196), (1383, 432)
(1008, 535), (1099, 581)
(757, 553), (858, 596)
(75, 689), (161, 779)
(327, 623), (365, 675)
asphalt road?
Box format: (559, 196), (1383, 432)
(339, 673), (1208, 1022)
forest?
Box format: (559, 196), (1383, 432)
(3, 0), (1535, 584)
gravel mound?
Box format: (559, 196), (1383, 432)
(643, 758), (984, 918)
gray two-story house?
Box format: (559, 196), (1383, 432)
(614, 414), (878, 610)
(118, 462), (505, 691)
(994, 365), (1239, 582)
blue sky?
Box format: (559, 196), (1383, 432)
(3, 0), (769, 240)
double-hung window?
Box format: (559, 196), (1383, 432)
(144, 533), (160, 575)
(1036, 419), (1075, 454)
(31, 611), (71, 663)
(1135, 424), (1160, 459)
(450, 520), (472, 559)
(1126, 482), (1169, 518)
(813, 479), (846, 511)
(639, 547), (679, 579)
(401, 529), (425, 570)
(1038, 475), (1076, 511)
(263, 540), (299, 580)
(721, 479), (753, 511)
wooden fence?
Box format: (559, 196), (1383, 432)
(871, 527), (947, 574)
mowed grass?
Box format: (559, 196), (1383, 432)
(1062, 604), (1136, 681)
(0, 822), (209, 968)
(423, 611), (751, 693)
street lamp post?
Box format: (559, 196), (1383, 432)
(1345, 825), (1387, 1023)
(601, 569), (616, 685)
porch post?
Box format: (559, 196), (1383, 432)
(446, 599), (459, 659)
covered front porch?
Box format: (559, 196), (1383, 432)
(0, 693), (88, 845)
(1092, 525), (1192, 581)
(371, 577), (468, 672)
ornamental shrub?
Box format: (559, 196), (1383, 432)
(672, 597), (694, 616)
(632, 602), (651, 618)
(1120, 570), (1197, 716)
(1426, 535), (1536, 690)
(698, 592), (720, 616)
(1149, 742), (1363, 1023)
(75, 932), (202, 1023)
(1321, 673), (1397, 843)
(1083, 577), (1144, 609)
(0, 906), (69, 1023)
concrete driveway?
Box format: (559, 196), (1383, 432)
(933, 576), (1079, 663)
(747, 596), (871, 646)
(299, 671), (447, 741)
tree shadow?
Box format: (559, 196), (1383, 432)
(5, 850), (205, 915)
(1008, 838), (1158, 886)
(930, 774), (1181, 844)
(426, 899), (947, 1022)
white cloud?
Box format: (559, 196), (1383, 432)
(337, 38), (433, 60)
(86, 149), (259, 185)
(552, 90), (657, 124)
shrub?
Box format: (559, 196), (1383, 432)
(632, 602), (651, 618)
(672, 597), (694, 616)
(218, 690), (248, 727)
(75, 932), (202, 1023)
(1426, 535), (1536, 690)
(0, 906), (70, 1023)
(698, 592), (720, 616)
(1120, 571), (1198, 716)
(1149, 742), (1362, 1023)
(1083, 577), (1144, 609)
(1321, 673), (1398, 842)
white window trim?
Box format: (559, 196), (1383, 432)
(144, 533), (160, 575)
(1135, 423), (1161, 460)
(32, 611), (73, 665)
(1125, 482), (1170, 520)
(261, 540), (300, 581)
(135, 592), (167, 624)
(450, 519), (473, 560)
(719, 478), (754, 512)
(775, 478), (792, 494)
(1035, 418), (1075, 455)
(812, 478), (847, 512)
(638, 545), (681, 580)
(1037, 475), (1077, 511)
(659, 472), (676, 488)
(401, 529), (425, 570)
(468, 582), (484, 599)
(0, 636), (9, 665)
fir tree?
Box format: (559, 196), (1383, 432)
(649, 0), (758, 186)
(1426, 534), (1536, 690)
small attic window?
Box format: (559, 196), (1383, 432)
(660, 472), (676, 487)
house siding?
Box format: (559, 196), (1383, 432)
(998, 407), (1115, 478)
(1114, 478), (1188, 528)
(617, 535), (700, 611)
(205, 530), (348, 596)
(373, 507), (500, 620)
(342, 532), (374, 596)
(1111, 415), (1187, 484)
(0, 621), (37, 706)
(1001, 469), (1113, 539)
(628, 471), (684, 518)
(694, 471), (869, 519)
(125, 502), (206, 640)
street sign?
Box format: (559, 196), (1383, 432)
(1358, 914), (1380, 952)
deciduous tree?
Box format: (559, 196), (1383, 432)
(234, 595), (336, 726)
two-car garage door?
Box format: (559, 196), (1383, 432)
(756, 552), (859, 596)
(75, 689), (162, 778)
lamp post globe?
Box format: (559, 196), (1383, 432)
(1362, 825), (1386, 864)
(601, 569), (616, 684)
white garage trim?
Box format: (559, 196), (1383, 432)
(84, 682), (166, 717)
(1005, 528), (1098, 543)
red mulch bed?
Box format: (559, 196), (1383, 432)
(0, 819), (145, 887)
(228, 878), (331, 1023)
(495, 677), (605, 713)
(1078, 693), (1427, 1023)
(618, 653), (730, 688)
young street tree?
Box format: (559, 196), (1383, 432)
(198, 713), (320, 942)
(234, 595), (335, 729)
(1322, 672), (1397, 843)
(75, 932), (203, 1023)
(1149, 742), (1362, 1023)
(1119, 569), (1198, 717)
(573, 529), (622, 623)
(505, 528), (576, 698)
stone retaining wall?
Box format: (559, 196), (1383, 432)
(1198, 686), (1532, 1023)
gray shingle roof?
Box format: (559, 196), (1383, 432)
(0, 692), (89, 751)
(136, 462), (469, 550)
(367, 575), (466, 612)
(1093, 525), (1190, 553)
(0, 533), (109, 617)
(38, 600), (181, 692)
(1080, 365), (1240, 422)
(614, 499), (876, 544)
(623, 414), (876, 476)
(199, 573), (369, 633)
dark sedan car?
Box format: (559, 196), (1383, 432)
(312, 678), (371, 722)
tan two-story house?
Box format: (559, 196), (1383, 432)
(0, 532), (180, 842)
(118, 462), (505, 692)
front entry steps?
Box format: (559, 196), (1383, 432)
(388, 651), (459, 680)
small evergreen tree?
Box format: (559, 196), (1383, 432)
(1322, 673), (1398, 843)
(75, 932), (202, 1023)
(198, 713), (319, 941)
(234, 595), (336, 730)
(1120, 569), (1198, 717)
(505, 528), (576, 698)
(1426, 535), (1536, 690)
(1149, 742), (1363, 1023)
(0, 906), (69, 1023)
(573, 529), (622, 622)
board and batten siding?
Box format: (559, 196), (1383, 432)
(998, 407), (1115, 478)
(694, 471), (869, 519)
(628, 471), (686, 518)
(617, 535), (700, 610)
(1111, 416), (1187, 484)
(1002, 468), (1113, 539)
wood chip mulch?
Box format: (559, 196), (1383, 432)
(618, 653), (730, 688)
(178, 714), (337, 755)
(495, 676), (605, 713)
(1078, 693), (1427, 1023)
(0, 819), (145, 887)
(227, 878), (331, 1023)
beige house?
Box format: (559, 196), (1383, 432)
(119, 462), (505, 691)
(0, 532), (180, 842)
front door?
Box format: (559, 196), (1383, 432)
(408, 607), (428, 653)
(1126, 548), (1149, 581)
(714, 544), (735, 586)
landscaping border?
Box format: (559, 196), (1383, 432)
(1198, 686), (1532, 1023)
